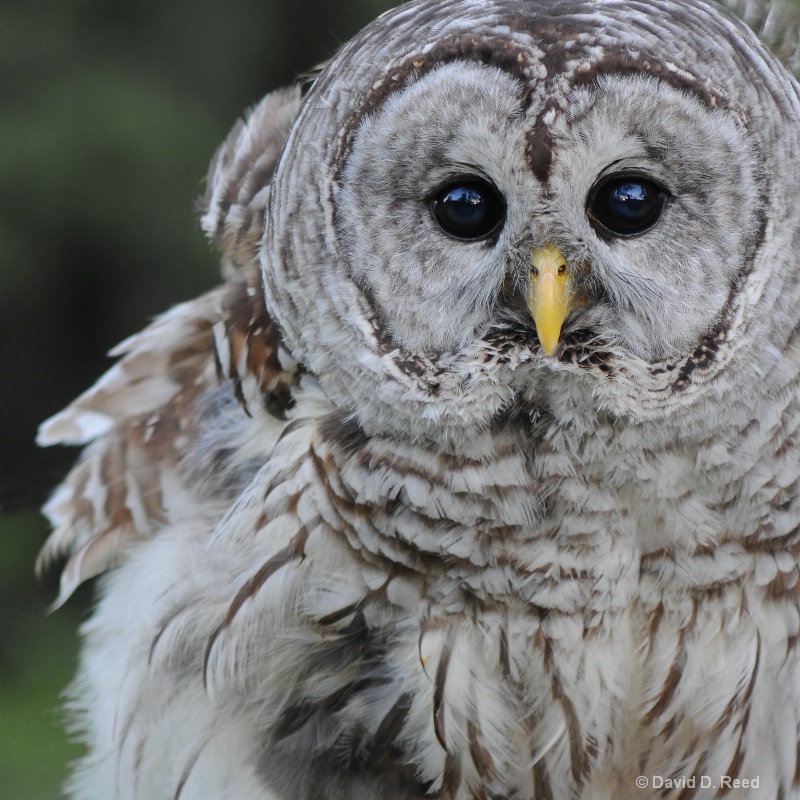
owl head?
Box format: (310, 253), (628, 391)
(260, 0), (800, 448)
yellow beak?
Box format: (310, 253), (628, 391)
(528, 244), (574, 357)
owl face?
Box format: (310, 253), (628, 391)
(263, 0), (800, 444)
(339, 63), (761, 360)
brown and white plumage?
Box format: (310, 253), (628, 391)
(37, 88), (303, 606)
(39, 1), (800, 798)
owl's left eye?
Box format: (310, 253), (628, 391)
(430, 179), (506, 241)
(587, 175), (668, 238)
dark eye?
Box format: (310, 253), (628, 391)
(430, 179), (506, 241)
(587, 175), (667, 237)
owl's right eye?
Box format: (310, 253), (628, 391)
(430, 179), (506, 241)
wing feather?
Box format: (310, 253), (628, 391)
(199, 85), (303, 276)
(38, 85), (305, 606)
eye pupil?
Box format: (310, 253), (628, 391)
(431, 179), (505, 240)
(588, 176), (666, 237)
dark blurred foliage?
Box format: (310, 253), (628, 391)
(0, 1), (396, 797)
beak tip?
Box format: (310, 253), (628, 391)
(539, 337), (559, 357)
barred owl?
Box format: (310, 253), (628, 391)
(38, 0), (800, 798)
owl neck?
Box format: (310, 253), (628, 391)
(309, 394), (800, 613)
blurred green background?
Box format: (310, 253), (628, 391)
(0, 2), (395, 797)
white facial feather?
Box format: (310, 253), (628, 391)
(340, 62), (532, 352)
(550, 74), (763, 360)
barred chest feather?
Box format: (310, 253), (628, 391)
(75, 375), (800, 800)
